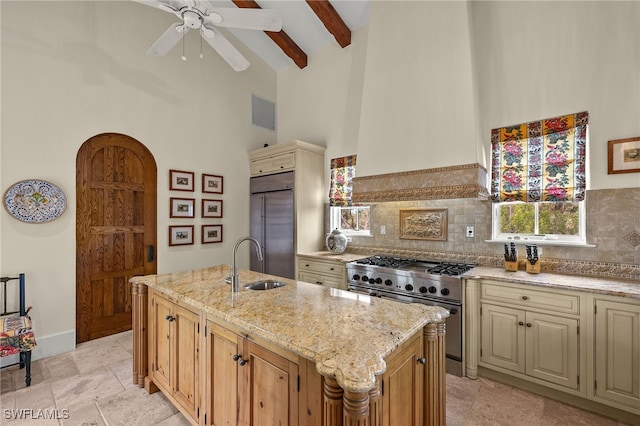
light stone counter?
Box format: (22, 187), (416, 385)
(130, 264), (449, 393)
(465, 266), (640, 299)
(297, 250), (368, 263)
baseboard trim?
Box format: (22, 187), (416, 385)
(30, 329), (76, 361)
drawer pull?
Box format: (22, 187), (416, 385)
(330, 267), (334, 271)
(518, 321), (524, 326)
(526, 323), (532, 327)
(306, 264), (310, 267)
(521, 296), (529, 301)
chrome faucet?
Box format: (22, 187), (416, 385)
(229, 237), (263, 292)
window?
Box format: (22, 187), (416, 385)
(328, 155), (371, 236)
(490, 112), (588, 245)
(330, 206), (371, 236)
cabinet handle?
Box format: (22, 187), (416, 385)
(521, 296), (529, 300)
(306, 264), (310, 267)
(239, 359), (249, 366)
(232, 354), (241, 362)
(416, 357), (426, 365)
(165, 315), (175, 322)
(518, 321), (524, 326)
(526, 323), (532, 327)
(330, 267), (334, 271)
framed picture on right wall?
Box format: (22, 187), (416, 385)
(608, 136), (640, 174)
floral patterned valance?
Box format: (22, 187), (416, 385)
(490, 111), (588, 203)
(329, 155), (356, 207)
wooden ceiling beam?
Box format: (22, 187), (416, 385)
(232, 0), (308, 69)
(306, 0), (351, 48)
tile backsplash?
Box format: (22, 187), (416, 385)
(342, 187), (640, 281)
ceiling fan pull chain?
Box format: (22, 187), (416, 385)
(181, 28), (187, 61)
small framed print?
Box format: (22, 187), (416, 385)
(608, 137), (640, 174)
(170, 169), (195, 192)
(202, 224), (223, 244)
(170, 197), (195, 218)
(202, 174), (223, 194)
(169, 225), (194, 246)
(202, 199), (223, 218)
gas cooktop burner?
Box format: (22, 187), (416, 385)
(353, 255), (474, 276)
(425, 264), (471, 276)
(354, 255), (414, 269)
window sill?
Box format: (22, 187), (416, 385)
(486, 239), (596, 248)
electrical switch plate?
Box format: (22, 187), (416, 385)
(380, 225), (386, 235)
(466, 226), (474, 238)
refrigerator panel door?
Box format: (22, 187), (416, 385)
(250, 193), (265, 273)
(262, 190), (295, 279)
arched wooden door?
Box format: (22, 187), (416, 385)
(76, 133), (157, 343)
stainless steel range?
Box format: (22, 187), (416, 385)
(346, 255), (474, 376)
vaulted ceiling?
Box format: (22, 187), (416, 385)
(136, 0), (370, 71)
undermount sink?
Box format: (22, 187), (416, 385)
(244, 280), (287, 290)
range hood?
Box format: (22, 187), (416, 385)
(351, 163), (489, 203)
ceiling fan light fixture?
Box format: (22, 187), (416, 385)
(182, 10), (202, 29)
(206, 11), (223, 25)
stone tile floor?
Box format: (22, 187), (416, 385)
(0, 331), (632, 425)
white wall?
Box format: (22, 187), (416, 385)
(469, 0), (640, 190)
(277, 0), (640, 191)
(1, 0), (276, 358)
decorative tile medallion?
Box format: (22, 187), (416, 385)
(624, 230), (640, 247)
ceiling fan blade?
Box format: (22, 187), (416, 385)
(203, 8), (282, 32)
(202, 27), (249, 71)
(146, 23), (188, 56)
(133, 0), (186, 13)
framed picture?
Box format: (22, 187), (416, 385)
(202, 199), (223, 218)
(202, 174), (223, 194)
(169, 225), (194, 246)
(170, 197), (195, 218)
(608, 137), (640, 174)
(399, 208), (448, 241)
(170, 169), (195, 191)
(202, 224), (223, 244)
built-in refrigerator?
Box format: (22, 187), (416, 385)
(249, 171), (295, 279)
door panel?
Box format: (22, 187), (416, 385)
(481, 304), (525, 373)
(77, 133), (157, 342)
(526, 312), (578, 389)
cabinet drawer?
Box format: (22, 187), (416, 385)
(481, 282), (580, 315)
(251, 152), (295, 175)
(298, 258), (345, 278)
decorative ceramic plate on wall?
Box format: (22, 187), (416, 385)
(3, 179), (67, 223)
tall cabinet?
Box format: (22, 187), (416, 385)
(248, 140), (326, 277)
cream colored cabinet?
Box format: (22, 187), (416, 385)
(591, 297), (640, 415)
(250, 152), (295, 176)
(479, 281), (581, 391)
(205, 319), (300, 426)
(249, 140), (326, 265)
(149, 291), (201, 423)
(297, 255), (347, 289)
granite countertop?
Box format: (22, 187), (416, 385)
(297, 251), (367, 263)
(130, 264), (449, 393)
(466, 266), (640, 300)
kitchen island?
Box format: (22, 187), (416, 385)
(130, 265), (449, 425)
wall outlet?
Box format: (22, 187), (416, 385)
(466, 226), (474, 238)
(380, 225), (386, 235)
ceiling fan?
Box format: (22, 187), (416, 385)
(134, 0), (282, 71)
